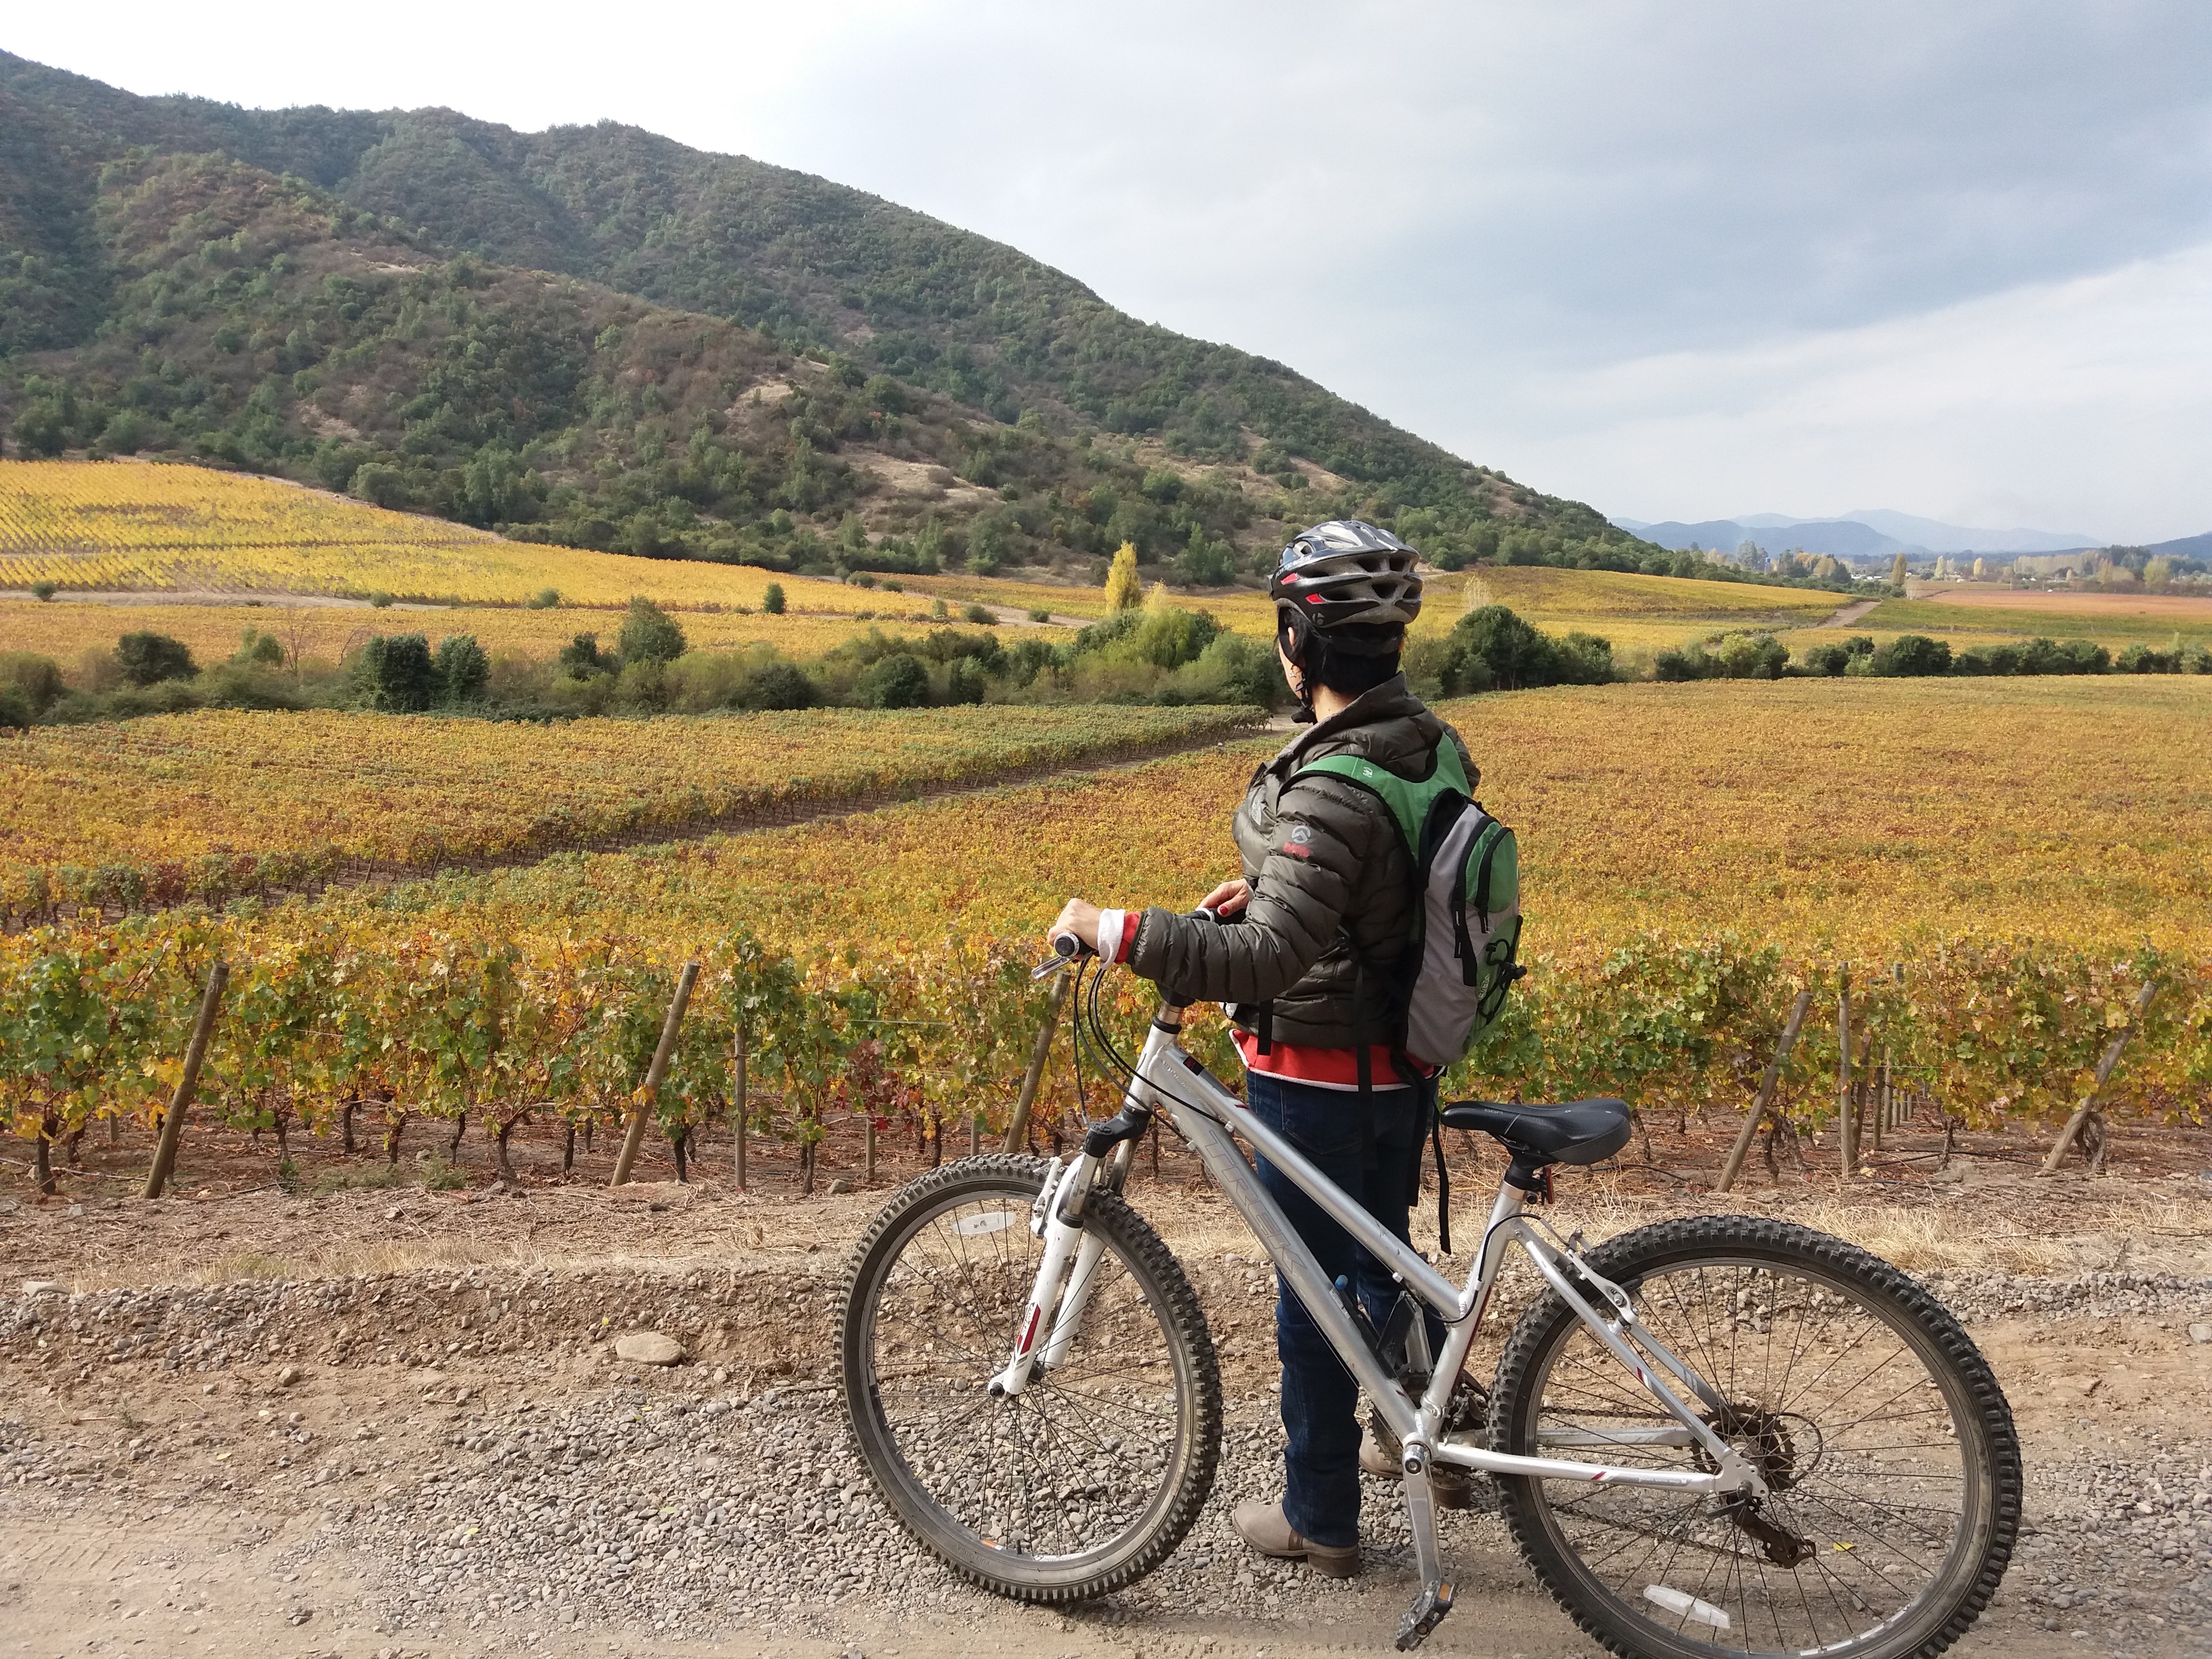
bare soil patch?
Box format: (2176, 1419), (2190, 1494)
(1925, 588), (2212, 619)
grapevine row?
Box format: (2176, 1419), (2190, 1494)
(4, 911), (2202, 1191)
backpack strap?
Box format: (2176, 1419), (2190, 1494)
(1429, 1097), (1452, 1256)
(1354, 958), (1377, 1172)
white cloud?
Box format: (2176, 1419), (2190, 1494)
(1489, 243), (2212, 543)
(10, 1), (2212, 537)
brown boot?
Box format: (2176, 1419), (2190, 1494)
(1231, 1498), (1362, 1578)
(1361, 1418), (1477, 1510)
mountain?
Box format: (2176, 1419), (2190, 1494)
(1615, 509), (2105, 561)
(1628, 518), (1906, 561)
(1832, 511), (2097, 555)
(0, 49), (1651, 580)
(2146, 530), (2212, 561)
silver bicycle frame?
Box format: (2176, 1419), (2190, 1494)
(993, 1005), (1764, 1505)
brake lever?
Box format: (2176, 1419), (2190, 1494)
(1030, 931), (1088, 981)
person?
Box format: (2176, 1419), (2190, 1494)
(1048, 518), (1476, 1578)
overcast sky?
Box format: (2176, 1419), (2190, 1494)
(14, 2), (2212, 541)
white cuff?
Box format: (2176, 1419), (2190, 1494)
(1095, 908), (1127, 962)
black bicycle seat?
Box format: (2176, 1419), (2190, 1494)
(1441, 1098), (1631, 1166)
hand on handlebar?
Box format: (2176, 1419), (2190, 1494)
(1198, 878), (1250, 918)
(1036, 897), (1104, 979)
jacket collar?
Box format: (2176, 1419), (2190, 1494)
(1266, 674), (1421, 775)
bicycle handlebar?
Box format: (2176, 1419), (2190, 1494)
(1032, 931), (1088, 980)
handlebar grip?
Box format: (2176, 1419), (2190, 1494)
(1050, 930), (1088, 959)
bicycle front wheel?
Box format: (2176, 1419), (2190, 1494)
(838, 1154), (1222, 1602)
(1490, 1216), (2020, 1659)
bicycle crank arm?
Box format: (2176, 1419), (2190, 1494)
(1394, 1438), (1454, 1650)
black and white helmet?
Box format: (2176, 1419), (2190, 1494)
(1270, 519), (1423, 653)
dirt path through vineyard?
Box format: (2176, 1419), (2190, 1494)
(3, 1159), (2208, 1659)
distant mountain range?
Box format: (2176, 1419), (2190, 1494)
(1603, 510), (2187, 563)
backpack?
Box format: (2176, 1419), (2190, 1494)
(1297, 738), (1524, 1071)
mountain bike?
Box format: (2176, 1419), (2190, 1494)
(838, 939), (2020, 1656)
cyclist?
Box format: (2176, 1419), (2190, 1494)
(1049, 518), (1475, 1578)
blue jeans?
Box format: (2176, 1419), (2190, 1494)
(1246, 1070), (1441, 1550)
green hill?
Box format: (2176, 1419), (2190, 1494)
(0, 49), (1680, 584)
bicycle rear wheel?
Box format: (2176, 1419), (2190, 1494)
(838, 1154), (1222, 1601)
(1490, 1216), (2019, 1659)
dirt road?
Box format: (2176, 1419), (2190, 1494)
(3, 1164), (2207, 1659)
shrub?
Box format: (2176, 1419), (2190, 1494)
(945, 657), (989, 704)
(114, 631), (197, 686)
(618, 596), (687, 664)
(735, 662), (819, 711)
(963, 602), (997, 625)
(1800, 635), (1876, 675)
(526, 587), (561, 610)
(1028, 607), (1051, 623)
(1, 651), (66, 714)
(2019, 636), (2109, 675)
(348, 462), (408, 510)
(236, 630), (285, 666)
(558, 633), (608, 677)
(359, 633), (438, 712)
(2115, 643), (2177, 674)
(30, 580), (56, 602)
(0, 683), (32, 729)
(1424, 605), (1613, 693)
(857, 652), (930, 708)
(368, 591), (395, 609)
(434, 634), (491, 703)
(1870, 634), (1953, 677)
(763, 582), (787, 615)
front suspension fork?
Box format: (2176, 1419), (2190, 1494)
(990, 1154), (1101, 1396)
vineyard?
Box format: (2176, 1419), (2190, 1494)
(4, 678), (2206, 1189)
(0, 703), (1264, 918)
(0, 461), (933, 616)
(1865, 592), (2212, 647)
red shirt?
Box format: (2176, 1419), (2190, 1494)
(1234, 1029), (1430, 1092)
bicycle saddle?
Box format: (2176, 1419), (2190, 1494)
(1441, 1098), (1631, 1166)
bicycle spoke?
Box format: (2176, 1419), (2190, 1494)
(861, 1182), (1191, 1569)
(1513, 1243), (1985, 1658)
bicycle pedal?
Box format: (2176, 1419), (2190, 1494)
(1394, 1581), (1454, 1651)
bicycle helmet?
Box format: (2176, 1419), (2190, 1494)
(1271, 519), (1423, 656)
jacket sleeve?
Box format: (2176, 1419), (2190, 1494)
(1125, 776), (1376, 1006)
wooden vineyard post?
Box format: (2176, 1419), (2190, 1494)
(1003, 973), (1073, 1154)
(968, 1113), (982, 1158)
(146, 961), (229, 1200)
(732, 1021), (748, 1192)
(864, 1114), (877, 1185)
(612, 962), (698, 1187)
(2041, 982), (2158, 1176)
(1836, 968), (1856, 1177)
(1873, 1048), (1892, 1150)
(1849, 1032), (1874, 1159)
(1716, 989), (1811, 1193)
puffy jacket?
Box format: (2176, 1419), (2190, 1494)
(1126, 675), (1477, 1048)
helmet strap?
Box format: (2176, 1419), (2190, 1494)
(1277, 611), (1319, 724)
